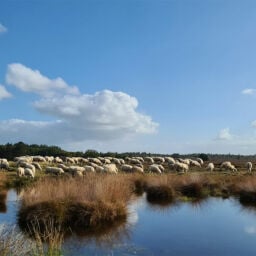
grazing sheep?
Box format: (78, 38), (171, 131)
(144, 157), (154, 164)
(15, 156), (33, 163)
(153, 157), (165, 164)
(54, 157), (63, 164)
(220, 161), (237, 172)
(0, 159), (9, 170)
(132, 165), (144, 173)
(189, 160), (201, 168)
(246, 162), (253, 173)
(129, 158), (142, 165)
(103, 159), (111, 164)
(24, 168), (34, 178)
(206, 163), (214, 172)
(45, 156), (54, 163)
(32, 162), (42, 171)
(45, 167), (64, 175)
(121, 164), (133, 173)
(57, 163), (69, 172)
(17, 167), (25, 177)
(174, 162), (189, 173)
(79, 158), (89, 165)
(32, 156), (46, 162)
(88, 162), (99, 168)
(178, 158), (190, 165)
(68, 166), (86, 175)
(94, 165), (105, 173)
(66, 157), (76, 164)
(165, 157), (176, 164)
(148, 164), (162, 174)
(196, 158), (204, 165)
(89, 158), (102, 165)
(83, 165), (95, 173)
(103, 164), (118, 174)
(134, 157), (144, 163)
(18, 163), (36, 176)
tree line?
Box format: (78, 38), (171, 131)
(0, 142), (255, 161)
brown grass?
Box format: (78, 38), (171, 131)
(18, 173), (134, 235)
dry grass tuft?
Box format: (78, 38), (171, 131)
(19, 174), (134, 235)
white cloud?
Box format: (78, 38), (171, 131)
(216, 128), (232, 141)
(34, 90), (158, 134)
(0, 63), (158, 147)
(245, 226), (256, 235)
(0, 23), (7, 34)
(6, 63), (79, 97)
(241, 88), (256, 95)
(0, 85), (12, 100)
(252, 120), (256, 128)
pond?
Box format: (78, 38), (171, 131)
(2, 190), (256, 255)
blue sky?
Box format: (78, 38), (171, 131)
(1, 0), (256, 154)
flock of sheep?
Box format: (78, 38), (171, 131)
(0, 155), (254, 179)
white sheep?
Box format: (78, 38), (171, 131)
(45, 167), (64, 175)
(66, 157), (76, 164)
(246, 162), (253, 173)
(57, 163), (69, 172)
(132, 165), (144, 173)
(68, 166), (86, 175)
(153, 157), (165, 164)
(54, 157), (63, 164)
(206, 163), (214, 172)
(196, 158), (204, 165)
(32, 162), (42, 171)
(0, 159), (9, 170)
(144, 157), (154, 164)
(165, 157), (176, 164)
(94, 165), (105, 172)
(129, 158), (142, 165)
(148, 164), (162, 174)
(18, 163), (36, 176)
(178, 158), (190, 165)
(174, 162), (189, 173)
(121, 164), (133, 173)
(32, 156), (46, 162)
(103, 164), (118, 174)
(189, 160), (201, 168)
(17, 167), (25, 177)
(24, 168), (34, 178)
(45, 156), (54, 163)
(83, 165), (95, 173)
(89, 158), (102, 165)
(220, 161), (237, 172)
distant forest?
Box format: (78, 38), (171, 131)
(0, 142), (256, 161)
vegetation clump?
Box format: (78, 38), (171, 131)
(18, 174), (133, 236)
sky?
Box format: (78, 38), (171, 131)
(1, 0), (256, 154)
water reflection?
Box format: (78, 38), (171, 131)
(3, 189), (256, 255)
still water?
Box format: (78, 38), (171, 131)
(2, 190), (256, 256)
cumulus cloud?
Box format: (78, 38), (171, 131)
(6, 63), (79, 97)
(0, 85), (12, 100)
(241, 88), (256, 95)
(0, 23), (7, 34)
(34, 90), (158, 134)
(216, 128), (232, 140)
(0, 63), (158, 146)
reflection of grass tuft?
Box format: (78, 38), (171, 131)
(146, 185), (174, 204)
